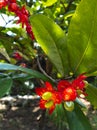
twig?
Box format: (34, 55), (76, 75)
(60, 0), (66, 12)
(65, 0), (74, 12)
(37, 56), (56, 83)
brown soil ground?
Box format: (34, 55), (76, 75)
(0, 96), (58, 130)
(0, 96), (96, 130)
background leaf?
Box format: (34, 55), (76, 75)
(65, 103), (92, 130)
(86, 84), (97, 108)
(0, 63), (50, 81)
(41, 0), (57, 7)
(0, 77), (12, 98)
(30, 14), (69, 77)
(67, 0), (97, 75)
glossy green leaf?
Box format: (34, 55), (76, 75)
(42, 0), (57, 7)
(65, 103), (92, 130)
(67, 0), (97, 75)
(0, 77), (12, 98)
(86, 84), (97, 108)
(0, 63), (50, 81)
(30, 14), (68, 76)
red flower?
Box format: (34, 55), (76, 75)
(13, 52), (22, 60)
(57, 80), (77, 101)
(8, 0), (16, 2)
(72, 74), (87, 90)
(57, 74), (87, 101)
(57, 80), (71, 91)
(0, 0), (7, 9)
(26, 23), (35, 40)
(16, 6), (29, 28)
(8, 2), (19, 12)
(35, 74), (87, 113)
(35, 82), (62, 114)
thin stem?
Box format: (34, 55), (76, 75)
(60, 0), (66, 12)
(37, 56), (56, 83)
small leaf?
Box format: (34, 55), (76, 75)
(0, 47), (10, 61)
(0, 63), (50, 81)
(30, 14), (68, 76)
(65, 103), (92, 130)
(0, 77), (13, 98)
(86, 83), (97, 108)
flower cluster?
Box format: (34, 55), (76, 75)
(0, 0), (34, 40)
(35, 74), (87, 114)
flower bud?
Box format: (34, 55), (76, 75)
(84, 80), (88, 88)
(64, 101), (74, 111)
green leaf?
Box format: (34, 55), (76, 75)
(0, 32), (14, 54)
(86, 84), (97, 108)
(49, 104), (67, 130)
(11, 73), (34, 80)
(30, 14), (68, 76)
(42, 0), (57, 7)
(0, 63), (50, 81)
(65, 103), (92, 130)
(67, 0), (97, 75)
(0, 44), (10, 61)
(0, 77), (12, 98)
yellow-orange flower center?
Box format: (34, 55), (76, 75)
(42, 92), (52, 100)
(45, 100), (54, 108)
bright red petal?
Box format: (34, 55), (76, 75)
(35, 87), (46, 96)
(0, 0), (7, 9)
(57, 80), (71, 91)
(77, 74), (87, 80)
(52, 91), (62, 104)
(8, 3), (19, 12)
(39, 99), (46, 109)
(72, 74), (86, 90)
(48, 105), (55, 114)
(45, 82), (53, 91)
